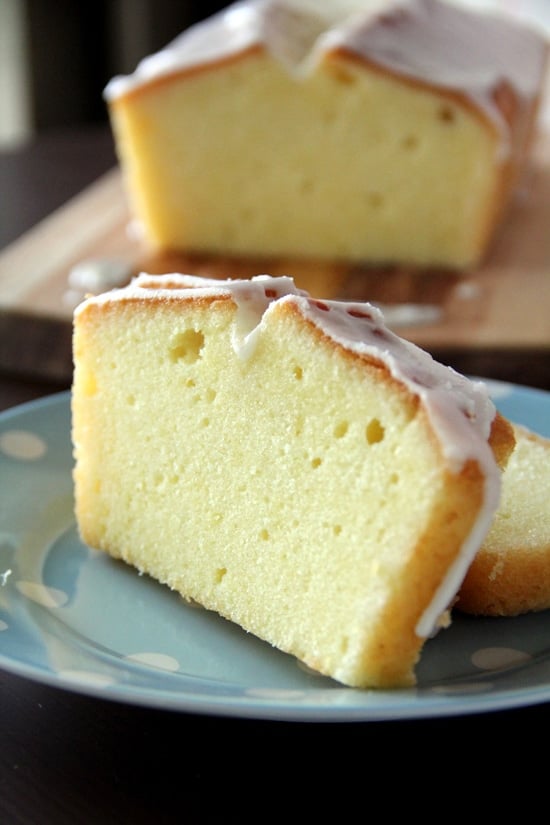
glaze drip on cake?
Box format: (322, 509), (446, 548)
(84, 272), (503, 637)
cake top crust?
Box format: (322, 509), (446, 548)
(104, 0), (548, 144)
(76, 272), (504, 636)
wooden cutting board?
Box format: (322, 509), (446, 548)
(1, 131), (549, 382)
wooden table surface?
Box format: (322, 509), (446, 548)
(1, 124), (549, 384)
(0, 126), (549, 823)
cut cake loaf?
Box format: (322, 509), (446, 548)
(71, 272), (514, 688)
(457, 423), (550, 617)
(104, 0), (548, 269)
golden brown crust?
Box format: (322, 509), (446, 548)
(456, 424), (550, 617)
(363, 456), (486, 687)
(489, 412), (516, 470)
(456, 545), (550, 617)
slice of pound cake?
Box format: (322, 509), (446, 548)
(457, 424), (550, 617)
(104, 0), (548, 268)
(71, 273), (514, 688)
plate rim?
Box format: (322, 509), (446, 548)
(1, 383), (550, 722)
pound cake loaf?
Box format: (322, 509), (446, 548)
(72, 272), (514, 688)
(104, 0), (548, 269)
(457, 423), (550, 617)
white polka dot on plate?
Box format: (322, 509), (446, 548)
(124, 652), (180, 672)
(0, 430), (47, 460)
(471, 646), (531, 670)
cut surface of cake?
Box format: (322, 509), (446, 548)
(71, 272), (514, 688)
(457, 423), (550, 617)
(104, 0), (548, 269)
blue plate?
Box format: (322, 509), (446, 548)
(1, 382), (549, 722)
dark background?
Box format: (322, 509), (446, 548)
(21, 0), (230, 136)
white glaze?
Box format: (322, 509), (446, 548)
(76, 272), (503, 638)
(104, 0), (548, 152)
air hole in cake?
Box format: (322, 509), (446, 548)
(390, 472), (399, 485)
(185, 378), (196, 388)
(205, 388), (216, 403)
(126, 394), (136, 406)
(333, 524), (342, 536)
(321, 108), (337, 125)
(366, 419), (385, 444)
(331, 66), (356, 86)
(201, 417), (210, 428)
(293, 365), (303, 380)
(367, 192), (384, 209)
(334, 421), (349, 438)
(311, 457), (322, 469)
(438, 104), (456, 124)
(260, 528), (269, 541)
(214, 567), (227, 584)
(169, 329), (205, 363)
(402, 134), (419, 150)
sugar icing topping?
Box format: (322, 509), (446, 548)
(104, 0), (548, 152)
(76, 272), (503, 638)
